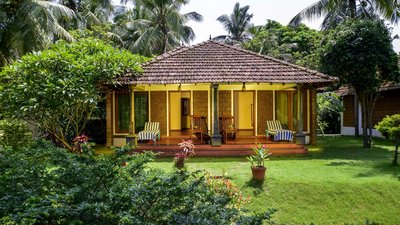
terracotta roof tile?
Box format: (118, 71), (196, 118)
(337, 83), (400, 96)
(121, 40), (337, 85)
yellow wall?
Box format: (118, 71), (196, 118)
(235, 92), (254, 129)
(170, 92), (181, 130)
(110, 84), (312, 143)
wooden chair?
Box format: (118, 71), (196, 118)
(190, 115), (208, 142)
(219, 116), (237, 143)
(266, 120), (293, 142)
(138, 122), (160, 144)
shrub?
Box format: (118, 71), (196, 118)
(317, 92), (343, 134)
(0, 118), (32, 150)
(375, 114), (400, 166)
(205, 173), (251, 209)
(0, 141), (273, 224)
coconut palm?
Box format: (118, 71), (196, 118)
(0, 0), (75, 66)
(214, 2), (253, 43)
(60, 0), (114, 29)
(114, 0), (203, 56)
(113, 4), (152, 55)
(289, 0), (399, 30)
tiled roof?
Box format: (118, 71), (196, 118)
(118, 40), (336, 85)
(337, 83), (400, 96)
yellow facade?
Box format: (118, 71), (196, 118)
(111, 83), (312, 146)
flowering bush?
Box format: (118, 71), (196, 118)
(205, 173), (251, 209)
(72, 134), (94, 155)
(247, 144), (271, 168)
(174, 139), (195, 169)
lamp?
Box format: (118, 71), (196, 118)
(242, 82), (246, 91)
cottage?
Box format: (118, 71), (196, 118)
(105, 40), (335, 155)
(338, 83), (400, 137)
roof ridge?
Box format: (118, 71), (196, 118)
(142, 41), (216, 67)
(208, 40), (337, 82)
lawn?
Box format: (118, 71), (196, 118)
(148, 136), (400, 224)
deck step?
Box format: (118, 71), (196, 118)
(136, 143), (307, 157)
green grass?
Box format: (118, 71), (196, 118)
(148, 136), (400, 225)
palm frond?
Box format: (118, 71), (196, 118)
(184, 11), (203, 22)
(289, 0), (329, 27)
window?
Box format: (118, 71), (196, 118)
(115, 93), (130, 133)
(275, 90), (308, 132)
(134, 92), (148, 132)
(275, 92), (290, 129)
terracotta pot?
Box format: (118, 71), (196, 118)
(251, 166), (266, 181)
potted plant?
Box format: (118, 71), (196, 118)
(247, 144), (271, 181)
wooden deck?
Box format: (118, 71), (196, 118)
(135, 135), (307, 157)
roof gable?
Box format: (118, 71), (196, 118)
(120, 40), (336, 85)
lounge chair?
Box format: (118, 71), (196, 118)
(138, 122), (160, 144)
(266, 120), (293, 142)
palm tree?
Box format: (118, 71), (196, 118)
(114, 0), (203, 56)
(0, 0), (75, 66)
(113, 4), (152, 55)
(60, 0), (114, 29)
(289, 0), (399, 30)
(214, 2), (253, 43)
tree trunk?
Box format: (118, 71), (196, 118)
(349, 0), (357, 18)
(393, 143), (399, 166)
(358, 94), (369, 147)
(358, 91), (379, 148)
(354, 94), (359, 137)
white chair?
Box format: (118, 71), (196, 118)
(138, 122), (160, 144)
(266, 120), (293, 142)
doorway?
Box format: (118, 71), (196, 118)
(169, 91), (191, 134)
(234, 91), (254, 136)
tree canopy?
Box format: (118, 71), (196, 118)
(0, 38), (147, 151)
(113, 0), (203, 56)
(242, 20), (322, 70)
(0, 0), (75, 66)
(289, 0), (399, 30)
(214, 2), (253, 44)
(320, 19), (399, 147)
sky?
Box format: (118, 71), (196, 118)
(180, 0), (400, 52)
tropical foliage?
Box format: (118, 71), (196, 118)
(60, 0), (114, 29)
(243, 20), (322, 69)
(0, 141), (273, 224)
(247, 144), (271, 168)
(375, 114), (400, 166)
(320, 19), (399, 147)
(0, 118), (33, 150)
(290, 0), (399, 30)
(0, 0), (75, 66)
(317, 92), (344, 134)
(0, 38), (147, 151)
(113, 0), (203, 56)
(214, 2), (253, 44)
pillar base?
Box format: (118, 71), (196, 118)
(126, 135), (137, 146)
(211, 134), (222, 147)
(295, 132), (306, 145)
